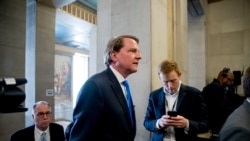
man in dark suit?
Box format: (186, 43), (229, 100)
(144, 60), (209, 141)
(68, 35), (142, 141)
(219, 66), (250, 141)
(10, 101), (65, 141)
(201, 68), (244, 137)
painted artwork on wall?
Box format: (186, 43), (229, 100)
(54, 50), (88, 121)
(54, 54), (72, 101)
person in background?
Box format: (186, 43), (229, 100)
(201, 68), (244, 137)
(10, 101), (65, 141)
(219, 66), (250, 141)
(143, 60), (209, 141)
(68, 35), (142, 141)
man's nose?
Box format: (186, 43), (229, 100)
(166, 82), (174, 88)
(136, 51), (142, 60)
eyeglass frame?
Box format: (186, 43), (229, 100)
(35, 111), (52, 118)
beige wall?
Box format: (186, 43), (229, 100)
(188, 14), (206, 91)
(204, 0), (250, 94)
(151, 0), (188, 90)
(0, 0), (26, 140)
(0, 0), (56, 140)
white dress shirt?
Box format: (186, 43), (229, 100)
(34, 126), (50, 141)
(162, 81), (180, 141)
(110, 66), (127, 97)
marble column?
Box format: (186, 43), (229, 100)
(0, 0), (27, 140)
(151, 0), (188, 90)
(0, 0), (58, 140)
(96, 0), (188, 141)
(25, 1), (56, 126)
(96, 0), (151, 141)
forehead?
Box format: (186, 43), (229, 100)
(34, 104), (50, 112)
(159, 70), (179, 80)
(122, 38), (138, 46)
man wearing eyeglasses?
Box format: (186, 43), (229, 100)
(10, 101), (65, 141)
(201, 68), (245, 139)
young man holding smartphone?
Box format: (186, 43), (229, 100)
(143, 60), (209, 141)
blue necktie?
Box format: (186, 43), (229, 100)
(41, 132), (46, 141)
(122, 80), (134, 127)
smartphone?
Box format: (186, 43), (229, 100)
(168, 111), (178, 117)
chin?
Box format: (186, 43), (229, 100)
(42, 122), (50, 126)
(128, 68), (137, 73)
(133, 67), (139, 71)
(169, 91), (176, 94)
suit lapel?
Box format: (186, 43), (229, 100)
(24, 125), (35, 141)
(176, 84), (185, 111)
(106, 68), (133, 127)
(158, 90), (166, 115)
(49, 124), (53, 140)
(30, 126), (36, 141)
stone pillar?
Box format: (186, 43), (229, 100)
(173, 0), (188, 83)
(25, 1), (56, 126)
(96, 1), (188, 141)
(97, 0), (151, 141)
(0, 0), (26, 140)
(151, 0), (174, 89)
(188, 14), (206, 90)
(151, 0), (188, 90)
(0, 0), (57, 140)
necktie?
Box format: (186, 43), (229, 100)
(122, 80), (134, 127)
(41, 132), (46, 141)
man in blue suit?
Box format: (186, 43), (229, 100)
(10, 101), (65, 141)
(144, 60), (209, 141)
(68, 35), (142, 141)
(219, 66), (250, 141)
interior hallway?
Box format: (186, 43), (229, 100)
(0, 0), (250, 141)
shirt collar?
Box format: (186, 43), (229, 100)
(35, 125), (49, 135)
(109, 66), (126, 83)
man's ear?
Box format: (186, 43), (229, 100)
(178, 72), (182, 77)
(110, 51), (117, 62)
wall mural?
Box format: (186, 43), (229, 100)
(54, 53), (73, 122)
(54, 54), (72, 101)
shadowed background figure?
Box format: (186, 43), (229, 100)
(219, 66), (250, 141)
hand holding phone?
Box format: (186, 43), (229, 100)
(168, 111), (178, 117)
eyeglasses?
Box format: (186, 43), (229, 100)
(36, 111), (52, 118)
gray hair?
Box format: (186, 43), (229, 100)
(32, 101), (51, 114)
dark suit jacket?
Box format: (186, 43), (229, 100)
(69, 67), (136, 141)
(9, 123), (65, 141)
(201, 79), (243, 133)
(219, 100), (250, 141)
(144, 84), (209, 141)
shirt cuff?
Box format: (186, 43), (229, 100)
(184, 119), (189, 134)
(156, 119), (161, 129)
